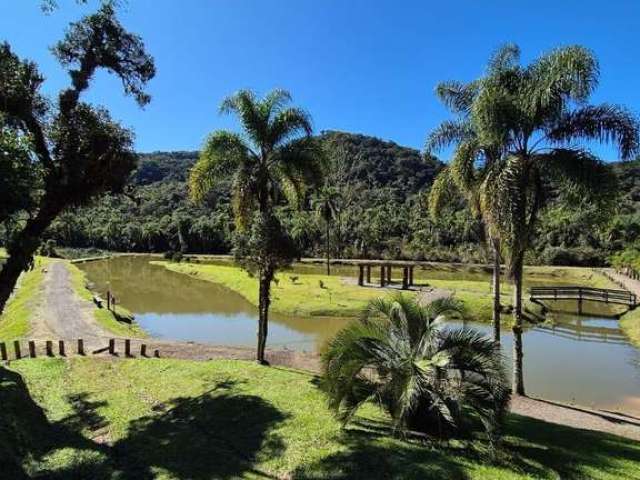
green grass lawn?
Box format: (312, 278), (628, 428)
(0, 257), (50, 339)
(155, 260), (617, 323)
(68, 262), (147, 338)
(1, 358), (638, 479)
(154, 260), (395, 318)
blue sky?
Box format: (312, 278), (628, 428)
(2, 0), (639, 160)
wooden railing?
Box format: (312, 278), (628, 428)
(529, 286), (636, 307)
(0, 338), (159, 362)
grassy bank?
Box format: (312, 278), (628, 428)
(153, 260), (397, 318)
(2, 358), (639, 479)
(0, 257), (50, 339)
(154, 260), (615, 322)
(68, 262), (147, 338)
(620, 308), (640, 347)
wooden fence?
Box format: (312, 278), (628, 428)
(0, 338), (159, 362)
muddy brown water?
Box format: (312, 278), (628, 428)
(78, 255), (640, 415)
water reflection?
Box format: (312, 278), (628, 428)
(78, 256), (349, 351)
(78, 256), (640, 414)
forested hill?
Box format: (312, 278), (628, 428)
(45, 132), (445, 257)
(133, 151), (197, 185)
(43, 132), (640, 266)
(132, 131), (440, 194)
(320, 131), (441, 195)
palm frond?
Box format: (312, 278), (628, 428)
(219, 90), (267, 148)
(526, 45), (599, 110)
(271, 136), (325, 205)
(434, 81), (479, 115)
(189, 130), (251, 203)
(262, 88), (292, 117)
(425, 119), (473, 153)
(547, 104), (640, 159)
(269, 107), (313, 147)
(428, 167), (457, 219)
(487, 43), (521, 73)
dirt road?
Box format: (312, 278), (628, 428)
(30, 261), (109, 340)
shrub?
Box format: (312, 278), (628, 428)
(322, 294), (510, 443)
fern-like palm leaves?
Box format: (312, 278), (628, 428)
(189, 89), (324, 230)
(322, 294), (509, 442)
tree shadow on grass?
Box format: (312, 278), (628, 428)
(291, 409), (640, 480)
(0, 369), (288, 479)
(500, 414), (640, 479)
(112, 379), (288, 479)
(290, 418), (471, 480)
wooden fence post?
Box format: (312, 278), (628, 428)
(380, 266), (385, 287)
(141, 344), (147, 357)
(366, 265), (371, 284)
(59, 340), (65, 357)
(28, 341), (36, 358)
(386, 266), (392, 284)
(0, 342), (7, 361)
(14, 341), (21, 360)
(125, 339), (131, 357)
(402, 267), (409, 290)
(153, 349), (160, 358)
(46, 341), (53, 357)
(77, 339), (85, 356)
(108, 339), (115, 355)
(358, 265), (364, 286)
(409, 267), (414, 286)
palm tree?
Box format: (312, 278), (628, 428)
(427, 91), (504, 344)
(313, 186), (341, 275)
(322, 294), (510, 442)
(465, 44), (639, 395)
(190, 89), (324, 364)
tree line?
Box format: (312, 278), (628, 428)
(32, 132), (640, 266)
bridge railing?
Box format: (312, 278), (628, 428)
(529, 286), (636, 306)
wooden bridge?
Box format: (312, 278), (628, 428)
(529, 286), (636, 313)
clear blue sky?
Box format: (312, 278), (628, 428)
(2, 0), (639, 160)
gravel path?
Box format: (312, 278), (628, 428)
(602, 268), (640, 297)
(30, 261), (109, 340)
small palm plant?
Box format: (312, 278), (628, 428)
(322, 294), (510, 442)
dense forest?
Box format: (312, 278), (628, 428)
(29, 130), (640, 266)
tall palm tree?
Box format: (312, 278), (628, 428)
(313, 186), (341, 275)
(467, 44), (638, 395)
(190, 89), (324, 364)
(427, 88), (504, 344)
(322, 294), (510, 443)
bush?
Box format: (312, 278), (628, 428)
(322, 294), (509, 443)
(538, 246), (607, 267)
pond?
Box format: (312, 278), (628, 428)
(78, 255), (640, 415)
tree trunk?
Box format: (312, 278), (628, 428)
(512, 255), (525, 396)
(256, 267), (273, 365)
(326, 221), (331, 276)
(492, 238), (501, 345)
(0, 209), (56, 315)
